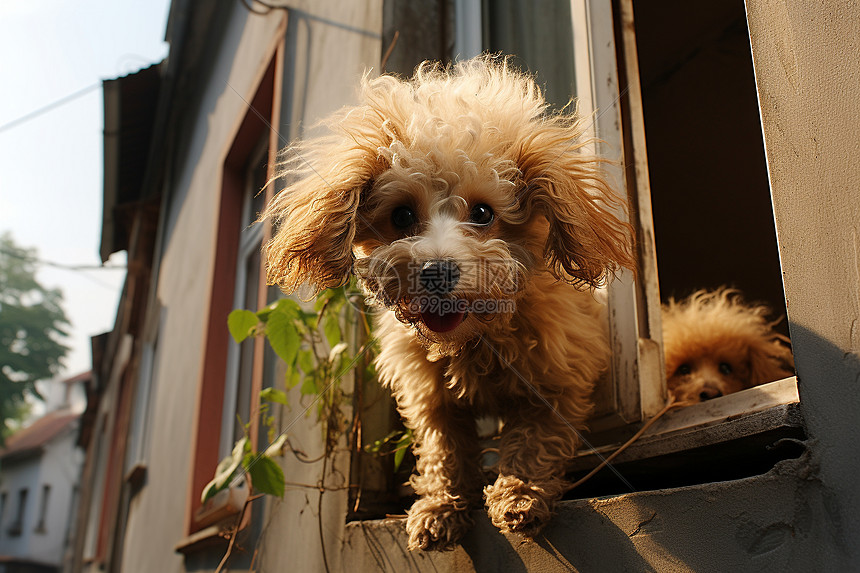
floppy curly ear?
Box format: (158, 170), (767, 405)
(263, 132), (383, 294)
(516, 123), (636, 287)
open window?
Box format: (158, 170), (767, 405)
(361, 0), (802, 509)
(563, 0), (802, 494)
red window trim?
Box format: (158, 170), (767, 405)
(185, 20), (285, 537)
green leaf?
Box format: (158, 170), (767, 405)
(393, 430), (413, 472)
(394, 443), (407, 472)
(267, 310), (301, 365)
(255, 306), (275, 323)
(323, 313), (341, 348)
(259, 387), (289, 406)
(219, 438), (249, 487)
(301, 310), (318, 330)
(285, 368), (301, 389)
(228, 310), (258, 343)
(274, 297), (302, 316)
(328, 342), (348, 364)
(314, 289), (336, 311)
(244, 454), (285, 498)
(201, 479), (220, 504)
(297, 349), (315, 374)
(300, 374), (318, 396)
(364, 362), (377, 381)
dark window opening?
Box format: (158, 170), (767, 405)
(35, 484), (50, 533)
(8, 488), (27, 537)
(632, 0), (788, 332)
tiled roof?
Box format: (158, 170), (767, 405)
(0, 410), (80, 461)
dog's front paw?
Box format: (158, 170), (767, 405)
(406, 495), (473, 551)
(484, 474), (559, 537)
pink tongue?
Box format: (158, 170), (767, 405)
(421, 310), (466, 333)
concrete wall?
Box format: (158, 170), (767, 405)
(746, 0), (860, 567)
(344, 459), (833, 572)
(118, 6), (286, 572)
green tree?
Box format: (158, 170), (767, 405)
(0, 233), (70, 438)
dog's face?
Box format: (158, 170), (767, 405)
(350, 143), (544, 346)
(666, 344), (754, 403)
(662, 289), (795, 404)
(263, 58), (635, 346)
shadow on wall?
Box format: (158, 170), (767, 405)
(344, 324), (859, 572)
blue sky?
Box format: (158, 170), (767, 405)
(0, 0), (171, 377)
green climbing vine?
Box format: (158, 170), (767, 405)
(201, 281), (416, 572)
(201, 284), (366, 505)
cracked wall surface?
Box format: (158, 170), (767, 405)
(343, 454), (844, 572)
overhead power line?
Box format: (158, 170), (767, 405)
(0, 247), (126, 272)
(0, 82), (102, 135)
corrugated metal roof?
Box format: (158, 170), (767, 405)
(101, 63), (162, 262)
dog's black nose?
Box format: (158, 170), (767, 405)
(699, 386), (723, 401)
(419, 260), (460, 295)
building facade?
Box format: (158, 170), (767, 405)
(0, 374), (87, 573)
(70, 1), (860, 571)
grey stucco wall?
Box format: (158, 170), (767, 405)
(343, 453), (839, 572)
(747, 0), (860, 568)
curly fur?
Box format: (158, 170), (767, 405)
(662, 288), (795, 404)
(262, 56), (635, 550)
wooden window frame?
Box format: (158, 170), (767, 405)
(452, 0), (665, 434)
(573, 0), (800, 469)
(218, 136), (271, 458)
(447, 0), (802, 482)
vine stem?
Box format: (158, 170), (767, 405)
(565, 396), (690, 492)
(318, 453), (331, 573)
(214, 493), (264, 573)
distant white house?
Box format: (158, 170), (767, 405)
(0, 373), (88, 573)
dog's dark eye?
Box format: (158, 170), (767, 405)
(392, 206), (416, 229)
(469, 204), (494, 226)
(719, 362), (733, 375)
(676, 364), (692, 376)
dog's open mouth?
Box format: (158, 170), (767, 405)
(420, 304), (467, 333)
(421, 309), (466, 332)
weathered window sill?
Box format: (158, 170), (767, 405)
(343, 456), (817, 572)
(175, 481), (249, 555)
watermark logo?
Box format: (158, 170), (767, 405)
(406, 258), (519, 296)
(407, 296), (516, 315)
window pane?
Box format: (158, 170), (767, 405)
(246, 153), (269, 229)
(233, 247), (261, 444)
(484, 0), (576, 110)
